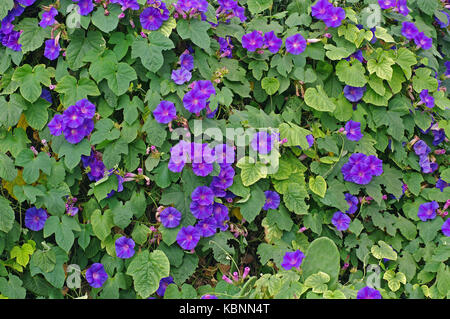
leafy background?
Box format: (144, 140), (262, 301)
(0, 0), (449, 299)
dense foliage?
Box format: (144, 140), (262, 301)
(0, 0), (449, 299)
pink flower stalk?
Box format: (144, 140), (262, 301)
(222, 275), (233, 284)
(232, 272), (239, 282)
(242, 267), (250, 279)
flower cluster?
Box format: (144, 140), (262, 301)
(378, 0), (409, 16)
(311, 0), (346, 28)
(172, 52), (194, 85)
(140, 0), (170, 31)
(173, 0), (208, 19)
(0, 2), (27, 51)
(222, 267), (251, 284)
(183, 80), (216, 113)
(413, 139), (438, 174)
(241, 31), (306, 56)
(25, 207), (48, 231)
(341, 153), (383, 185)
(48, 99), (96, 144)
(401, 21), (433, 50)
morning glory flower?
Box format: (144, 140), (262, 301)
(413, 140), (431, 156)
(196, 217), (217, 237)
(311, 0), (333, 20)
(2, 31), (22, 51)
(140, 7), (163, 30)
(62, 105), (84, 128)
(48, 114), (64, 136)
(85, 263), (108, 288)
(43, 39), (60, 60)
(41, 89), (53, 104)
(171, 68), (192, 85)
(432, 128), (446, 146)
(153, 100), (177, 124)
(160, 207), (182, 228)
(442, 219), (450, 237)
(357, 286), (382, 299)
(241, 30), (264, 52)
(263, 31), (282, 54)
(191, 80), (216, 99)
(285, 33), (306, 55)
(417, 201), (439, 221)
(344, 193), (359, 214)
(322, 6), (345, 28)
(75, 0), (94, 16)
(39, 7), (58, 28)
(345, 120), (363, 141)
(25, 207), (48, 231)
(262, 191), (280, 210)
(349, 163), (373, 185)
(281, 250), (305, 270)
(190, 201), (213, 220)
(378, 0), (396, 9)
(191, 186), (215, 206)
(396, 0), (409, 16)
(436, 178), (448, 192)
(180, 53), (194, 71)
(156, 276), (174, 297)
(183, 90), (207, 113)
(331, 211), (351, 231)
(343, 85), (366, 102)
(401, 22), (419, 40)
(63, 125), (86, 144)
(176, 225), (201, 250)
(192, 161), (214, 177)
(419, 89), (435, 108)
(414, 32), (432, 50)
(251, 131), (274, 154)
(75, 99), (96, 118)
(211, 165), (235, 189)
(365, 155), (384, 177)
(115, 236), (135, 259)
(419, 155), (438, 174)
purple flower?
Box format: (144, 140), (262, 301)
(191, 186), (214, 206)
(2, 30), (22, 51)
(396, 0), (409, 16)
(414, 32), (433, 50)
(378, 0), (396, 9)
(251, 131), (274, 154)
(75, 99), (96, 119)
(190, 201), (213, 220)
(281, 250), (305, 270)
(419, 156), (438, 174)
(44, 39), (60, 60)
(86, 263), (108, 288)
(160, 207), (182, 228)
(241, 30), (264, 52)
(40, 7), (58, 28)
(153, 101), (177, 124)
(115, 236), (135, 259)
(348, 153), (367, 166)
(183, 90), (207, 113)
(311, 0), (333, 20)
(192, 161), (214, 177)
(24, 207), (47, 231)
(63, 125), (86, 144)
(345, 120), (363, 141)
(263, 191), (280, 210)
(442, 219), (450, 237)
(306, 134), (315, 148)
(331, 211), (351, 231)
(432, 129), (446, 146)
(63, 105), (84, 128)
(211, 166), (235, 189)
(436, 179), (448, 192)
(365, 155), (383, 177)
(401, 22), (419, 40)
(191, 80), (216, 99)
(196, 217), (217, 237)
(168, 158), (185, 173)
(180, 53), (194, 71)
(344, 193), (359, 214)
(436, 11), (450, 28)
(357, 286), (382, 299)
(264, 31), (282, 54)
(285, 33), (306, 55)
(417, 201), (439, 221)
(76, 0), (94, 16)
(322, 6), (345, 28)
(140, 7), (163, 31)
(156, 276), (174, 297)
(201, 294), (218, 299)
(176, 225), (201, 250)
(171, 68), (192, 85)
(212, 203), (229, 231)
(350, 163), (373, 185)
(419, 89), (435, 108)
(218, 36), (233, 58)
(413, 140), (431, 156)
(16, 0), (36, 6)
(343, 85), (365, 102)
(48, 114), (64, 136)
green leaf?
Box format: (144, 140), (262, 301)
(23, 98), (50, 130)
(0, 275), (26, 299)
(17, 18), (50, 54)
(111, 201), (133, 229)
(374, 27), (395, 43)
(412, 68), (439, 93)
(236, 157), (268, 187)
(304, 271), (330, 293)
(176, 19), (211, 50)
(56, 138), (91, 169)
(249, 60), (269, 80)
(371, 240), (397, 260)
(12, 64), (53, 103)
(131, 33), (174, 73)
(0, 153), (17, 182)
(65, 30), (106, 71)
(237, 185), (265, 223)
(91, 209), (114, 241)
(55, 75), (100, 107)
(127, 250), (170, 298)
(91, 5), (121, 33)
(367, 54), (395, 81)
(0, 94), (25, 128)
(247, 0), (273, 15)
(283, 183), (309, 215)
(278, 122), (312, 150)
(302, 237), (340, 288)
(15, 150), (52, 184)
(309, 176), (327, 198)
(10, 242), (35, 267)
(29, 249), (56, 273)
(261, 77), (280, 95)
(383, 270), (406, 292)
(0, 0), (13, 20)
(335, 59), (367, 87)
(43, 216), (75, 253)
(304, 86), (336, 112)
(395, 48), (416, 79)
(396, 216), (417, 241)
